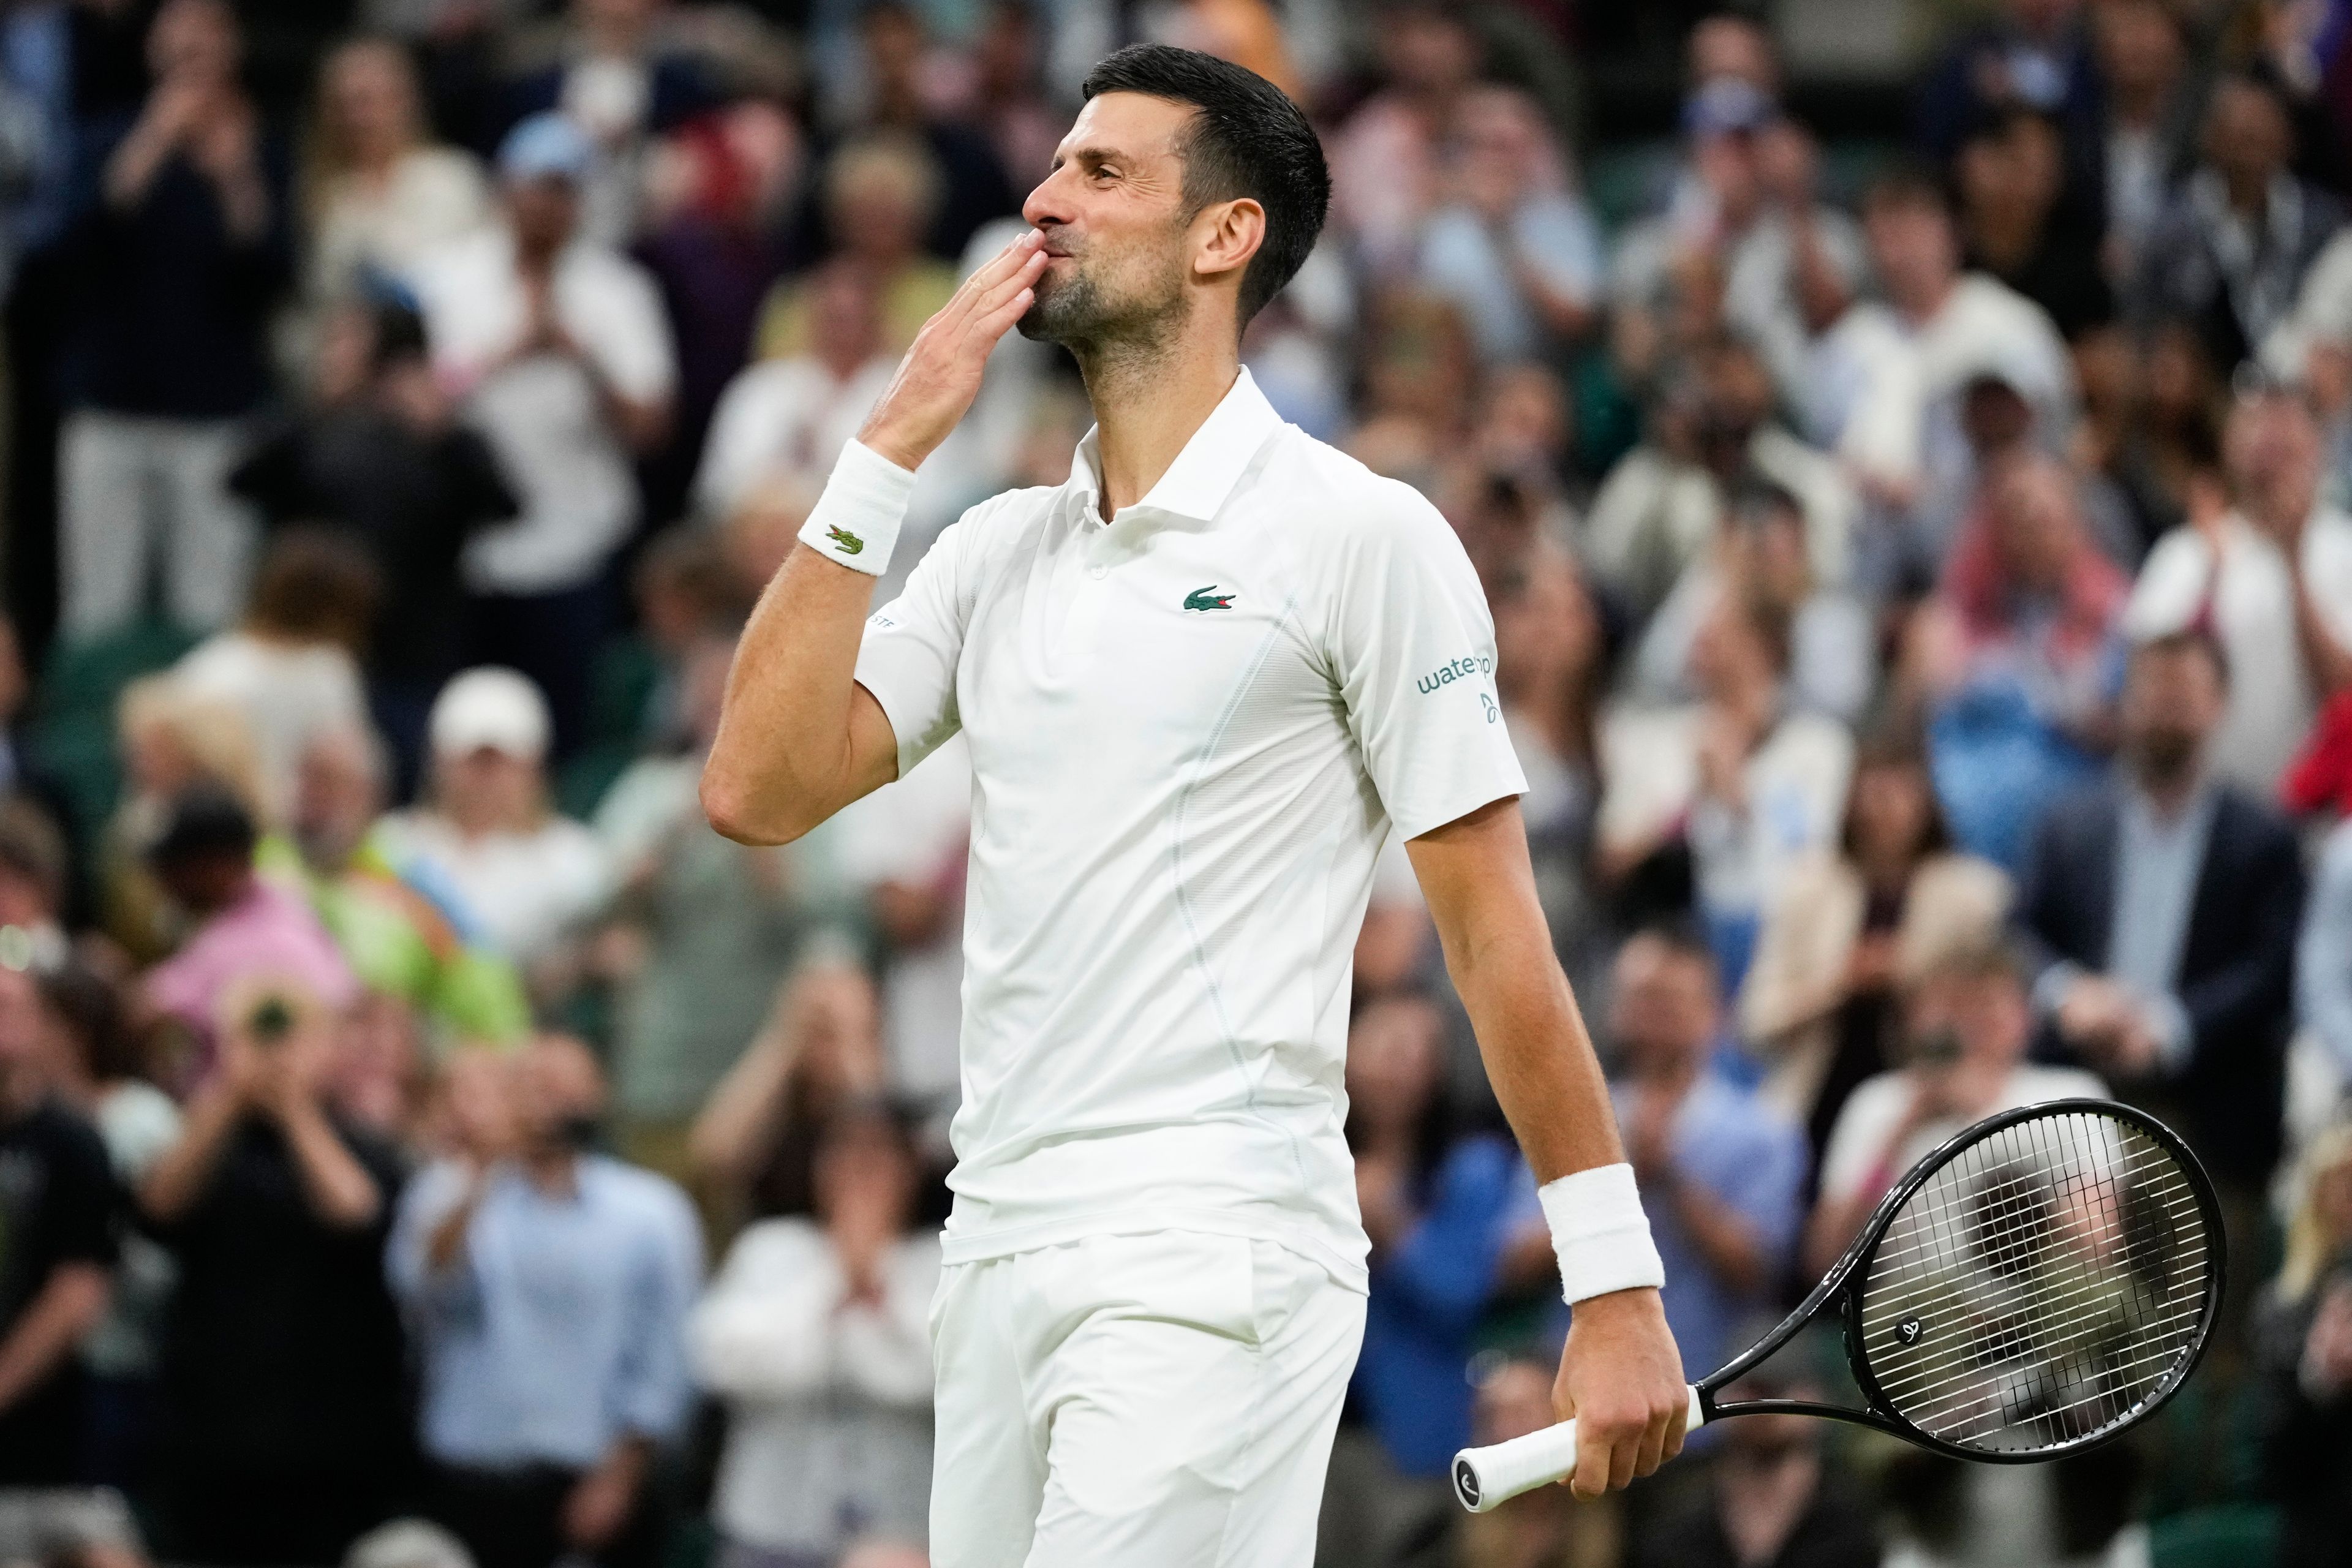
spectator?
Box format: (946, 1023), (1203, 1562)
(2123, 379), (2352, 795)
(2304, 814), (2352, 1087)
(1807, 941), (2106, 1275)
(101, 679), (267, 966)
(35, 959), (178, 1491)
(2136, 74), (2346, 372)
(1954, 105), (2112, 340)
(499, 0), (720, 247)
(2258, 1122), (2352, 1568)
(285, 724), (533, 1049)
(688, 954), (886, 1231)
(2016, 631), (2305, 1297)
(824, 0), (1017, 260)
(2094, 0), (2204, 282)
(1491, 544), (1612, 1002)
(1586, 336), (1858, 620)
(1742, 732), (2013, 1181)
(1806, 170), (2074, 529)
(1599, 584), (1854, 992)
(302, 36), (491, 304)
(1630, 478), (1876, 725)
(1613, 86), (1863, 415)
(406, 111), (676, 755)
(1325, 992), (1544, 1566)
(139, 976), (411, 1566)
(139, 786), (361, 1068)
(227, 298), (521, 791)
(1444, 1356), (1618, 1567)
(1626, 1327), (1882, 1568)
(1607, 925), (1806, 1380)
(689, 1098), (938, 1566)
(373, 669), (610, 985)
(1326, 0), (1482, 282)
(61, 0), (286, 640)
(0, 960), (116, 1494)
(170, 530), (376, 826)
(1915, 0), (2104, 180)
(390, 1036), (703, 1568)
(592, 636), (842, 1178)
(755, 134), (959, 361)
(695, 257), (895, 524)
(1414, 85), (1601, 365)
(1910, 453), (2127, 873)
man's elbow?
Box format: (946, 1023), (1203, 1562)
(698, 766), (810, 847)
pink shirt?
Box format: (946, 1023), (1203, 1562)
(145, 878), (360, 1041)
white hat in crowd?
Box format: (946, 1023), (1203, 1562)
(428, 667), (551, 761)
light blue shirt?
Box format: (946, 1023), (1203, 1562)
(2107, 780), (2216, 1071)
(1610, 1072), (1807, 1380)
(388, 1154), (704, 1469)
(1417, 194), (1602, 363)
(2299, 818), (2352, 1081)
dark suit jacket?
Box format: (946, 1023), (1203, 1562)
(2015, 779), (2305, 1186)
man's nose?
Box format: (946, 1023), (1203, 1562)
(1022, 168), (1071, 231)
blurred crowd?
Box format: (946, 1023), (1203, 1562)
(0, 0), (2347, 1567)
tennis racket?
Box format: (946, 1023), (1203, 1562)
(1452, 1098), (2224, 1513)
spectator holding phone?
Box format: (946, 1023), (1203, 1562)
(1805, 941), (2104, 1275)
(138, 974), (410, 1567)
(391, 1036), (701, 1568)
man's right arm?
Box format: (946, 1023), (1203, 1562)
(701, 228), (1046, 846)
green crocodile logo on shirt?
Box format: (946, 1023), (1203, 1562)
(1183, 585), (1235, 611)
(825, 524), (865, 556)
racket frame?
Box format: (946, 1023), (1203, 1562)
(1694, 1096), (2227, 1464)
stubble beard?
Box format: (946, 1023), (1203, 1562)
(1016, 249), (1190, 382)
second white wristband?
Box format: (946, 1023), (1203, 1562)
(1538, 1162), (1666, 1306)
(797, 438), (917, 577)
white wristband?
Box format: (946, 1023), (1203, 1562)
(797, 439), (916, 576)
(1538, 1162), (1665, 1305)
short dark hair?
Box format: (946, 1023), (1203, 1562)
(1081, 43), (1330, 330)
(2132, 625), (2233, 689)
(1862, 162), (1952, 222)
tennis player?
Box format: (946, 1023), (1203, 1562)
(702, 43), (1686, 1566)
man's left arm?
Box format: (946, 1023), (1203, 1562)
(1406, 797), (1690, 1496)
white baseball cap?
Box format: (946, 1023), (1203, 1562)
(429, 667), (551, 761)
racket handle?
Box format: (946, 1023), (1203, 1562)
(1451, 1385), (1704, 1513)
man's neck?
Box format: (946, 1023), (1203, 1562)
(1631, 1052), (1702, 1100)
(2132, 763), (2206, 821)
(1898, 273), (1959, 330)
(521, 1145), (581, 1197)
(1077, 328), (1241, 520)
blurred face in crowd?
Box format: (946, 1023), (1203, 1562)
(1689, 590), (1781, 701)
(1958, 113), (2063, 234)
(2204, 78), (2293, 197)
(148, 0), (239, 89)
(1986, 456), (2082, 589)
(1381, 7), (1479, 97)
(2095, 0), (2185, 105)
(1847, 758), (1939, 871)
(1961, 377), (2035, 460)
(1344, 994), (1445, 1137)
(1477, 363), (1570, 469)
(806, 260), (885, 377)
(813, 1108), (917, 1235)
(2008, 0), (2079, 38)
(509, 1034), (605, 1153)
(323, 39), (421, 167)
(1902, 963), (2029, 1075)
(1452, 89), (1551, 222)
(1493, 547), (1602, 706)
(1608, 934), (1719, 1074)
(294, 728), (385, 871)
(576, 0), (659, 46)
(1864, 193), (1959, 318)
(1732, 499), (1812, 610)
(786, 960), (884, 1101)
(1020, 91), (1258, 352)
(434, 743), (543, 836)
(506, 173), (581, 257)
(1688, 15), (1777, 92)
(827, 142), (935, 265)
(2120, 637), (2226, 791)
(2223, 388), (2323, 514)
(1472, 1359), (1559, 1446)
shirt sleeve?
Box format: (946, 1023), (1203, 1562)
(610, 1183), (704, 1444)
(1324, 483), (1527, 840)
(853, 498), (999, 781)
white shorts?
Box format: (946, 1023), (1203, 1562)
(927, 1228), (1367, 1568)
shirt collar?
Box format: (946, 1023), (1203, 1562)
(1061, 366), (1286, 526)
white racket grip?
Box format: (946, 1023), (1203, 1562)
(1451, 1385), (1704, 1513)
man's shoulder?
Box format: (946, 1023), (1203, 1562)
(1257, 428), (1453, 552)
(584, 1155), (698, 1232)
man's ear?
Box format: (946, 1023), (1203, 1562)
(1193, 196), (1266, 288)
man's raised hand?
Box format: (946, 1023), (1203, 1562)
(858, 228), (1050, 473)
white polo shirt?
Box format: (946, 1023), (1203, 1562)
(850, 368), (1526, 1291)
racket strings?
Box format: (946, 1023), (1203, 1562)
(1853, 1109), (2211, 1455)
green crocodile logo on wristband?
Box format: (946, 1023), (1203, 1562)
(825, 524), (865, 556)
